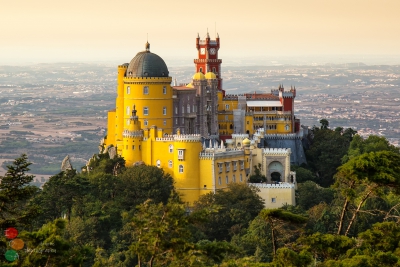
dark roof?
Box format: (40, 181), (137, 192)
(126, 50), (169, 78)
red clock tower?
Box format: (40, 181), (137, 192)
(195, 32), (223, 89)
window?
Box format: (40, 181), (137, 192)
(194, 105), (197, 112)
(143, 86), (149, 95)
(233, 174), (236, 183)
(179, 165), (184, 173)
(168, 160), (173, 168)
(240, 161), (244, 170)
(285, 124), (290, 131)
(226, 176), (229, 184)
(225, 162), (230, 172)
(225, 104), (229, 110)
(169, 144), (173, 153)
(126, 106), (130, 115)
(163, 120), (166, 125)
(127, 119), (130, 125)
(156, 160), (161, 168)
(175, 118), (178, 124)
(182, 118), (184, 124)
(225, 115), (228, 120)
(240, 174), (243, 182)
(178, 149), (184, 160)
(187, 104), (190, 113)
(182, 106), (185, 114)
(143, 107), (148, 115)
(163, 107), (167, 115)
(218, 177), (221, 185)
(132, 145), (135, 150)
(212, 67), (216, 73)
(218, 163), (223, 173)
(199, 67), (203, 73)
(247, 121), (249, 125)
(127, 86), (130, 95)
(233, 161), (237, 171)
(139, 145), (141, 150)
(271, 198), (276, 203)
(163, 86), (167, 94)
(144, 120), (148, 126)
(175, 106), (178, 114)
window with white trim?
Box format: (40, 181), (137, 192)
(126, 106), (130, 115)
(218, 163), (223, 173)
(178, 149), (184, 160)
(226, 175), (229, 184)
(179, 165), (184, 173)
(143, 86), (149, 95)
(240, 174), (243, 182)
(272, 198), (276, 203)
(233, 174), (236, 183)
(143, 107), (148, 115)
(163, 107), (167, 115)
(144, 120), (148, 126)
(187, 104), (190, 113)
(225, 162), (230, 172)
(127, 86), (130, 95)
(218, 177), (221, 185)
(168, 160), (173, 168)
(225, 104), (229, 110)
(233, 161), (237, 171)
(156, 160), (161, 168)
(163, 86), (167, 94)
(240, 161), (244, 170)
(169, 144), (173, 153)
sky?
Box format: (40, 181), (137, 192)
(1, 0), (400, 65)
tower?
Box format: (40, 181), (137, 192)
(194, 32), (222, 89)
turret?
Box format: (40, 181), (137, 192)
(196, 33), (200, 50)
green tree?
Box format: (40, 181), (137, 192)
(259, 209), (307, 256)
(335, 151), (400, 236)
(192, 183), (264, 241)
(249, 163), (267, 183)
(0, 154), (39, 229)
(320, 119), (329, 129)
(296, 181), (334, 211)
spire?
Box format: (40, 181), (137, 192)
(217, 32), (219, 38)
(145, 41), (150, 52)
(206, 29), (210, 39)
(197, 32), (200, 38)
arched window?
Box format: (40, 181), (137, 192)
(169, 144), (173, 153)
(126, 106), (130, 115)
(187, 104), (190, 113)
(199, 67), (203, 73)
(156, 160), (161, 168)
(127, 86), (130, 95)
(226, 176), (229, 184)
(163, 107), (167, 115)
(168, 160), (173, 168)
(143, 107), (148, 115)
(179, 165), (184, 173)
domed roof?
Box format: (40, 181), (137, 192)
(205, 72), (217, 79)
(192, 72), (205, 80)
(243, 138), (251, 146)
(186, 83), (194, 88)
(126, 42), (169, 78)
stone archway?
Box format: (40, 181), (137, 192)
(268, 161), (284, 183)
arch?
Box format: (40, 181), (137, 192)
(156, 160), (161, 168)
(268, 161), (284, 183)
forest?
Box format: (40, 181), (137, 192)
(1, 119), (400, 267)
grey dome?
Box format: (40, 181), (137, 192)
(126, 43), (169, 78)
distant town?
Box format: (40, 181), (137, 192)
(0, 62), (399, 181)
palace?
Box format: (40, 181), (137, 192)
(102, 33), (303, 206)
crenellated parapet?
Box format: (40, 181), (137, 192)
(173, 134), (202, 142)
(249, 182), (295, 189)
(122, 129), (143, 138)
(231, 134), (249, 139)
(263, 148), (291, 156)
(199, 149), (244, 159)
(263, 133), (301, 139)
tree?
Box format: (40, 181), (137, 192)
(320, 119), (329, 129)
(192, 183), (264, 241)
(249, 163), (267, 183)
(0, 154), (39, 229)
(296, 181), (334, 211)
(259, 209), (307, 256)
(335, 151), (400, 236)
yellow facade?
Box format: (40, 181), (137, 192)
(103, 42), (297, 206)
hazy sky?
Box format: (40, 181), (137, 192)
(1, 0), (400, 65)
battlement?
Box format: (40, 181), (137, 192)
(118, 64), (128, 68)
(155, 136), (174, 141)
(249, 182), (295, 189)
(263, 148), (291, 155)
(231, 134), (249, 139)
(199, 149), (243, 159)
(263, 133), (301, 139)
(173, 134), (202, 142)
(123, 129), (143, 138)
(123, 77), (172, 82)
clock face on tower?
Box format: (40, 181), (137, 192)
(200, 48), (205, 55)
(209, 48), (216, 55)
